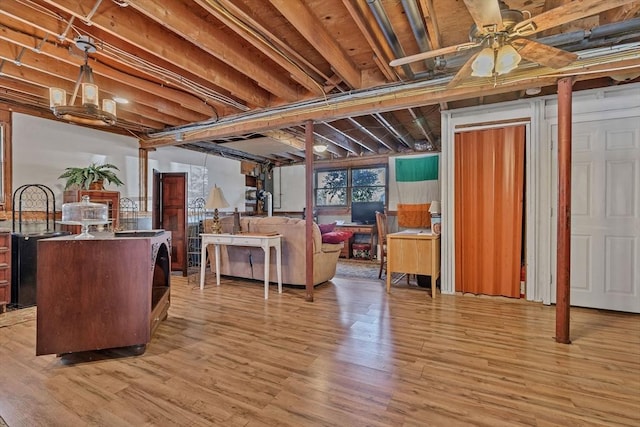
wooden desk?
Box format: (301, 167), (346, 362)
(200, 233), (282, 299)
(335, 224), (377, 259)
(386, 230), (440, 299)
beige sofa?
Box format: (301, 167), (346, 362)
(206, 216), (342, 286)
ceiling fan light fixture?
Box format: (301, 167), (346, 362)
(471, 48), (495, 77)
(495, 44), (521, 75)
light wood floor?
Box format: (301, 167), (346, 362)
(0, 272), (639, 426)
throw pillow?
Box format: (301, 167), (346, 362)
(318, 222), (337, 234)
(322, 230), (353, 244)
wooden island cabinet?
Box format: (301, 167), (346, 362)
(36, 231), (171, 356)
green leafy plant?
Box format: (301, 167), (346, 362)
(58, 163), (124, 190)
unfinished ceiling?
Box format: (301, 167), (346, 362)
(1, 0), (639, 165)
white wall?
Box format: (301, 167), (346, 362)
(273, 164), (306, 212)
(12, 113), (244, 212)
(441, 82), (640, 304)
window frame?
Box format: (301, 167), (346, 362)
(314, 164), (388, 212)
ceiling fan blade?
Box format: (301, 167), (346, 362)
(512, 39), (578, 69)
(390, 42), (479, 67)
(447, 52), (479, 89)
(463, 0), (504, 34)
(512, 0), (638, 37)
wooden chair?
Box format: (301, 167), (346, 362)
(375, 211), (387, 279)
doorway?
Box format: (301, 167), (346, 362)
(153, 170), (188, 276)
(454, 125), (525, 297)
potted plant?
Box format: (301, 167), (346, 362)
(58, 163), (124, 190)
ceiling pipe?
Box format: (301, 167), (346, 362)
(347, 117), (394, 151)
(373, 113), (416, 149)
(408, 108), (436, 148)
(401, 0), (435, 72)
(323, 121), (378, 153)
(367, 0), (415, 79)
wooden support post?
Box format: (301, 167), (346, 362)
(556, 77), (573, 344)
(304, 120), (314, 302)
(139, 147), (149, 212)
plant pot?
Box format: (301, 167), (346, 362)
(89, 180), (104, 191)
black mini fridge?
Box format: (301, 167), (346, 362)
(11, 231), (70, 308)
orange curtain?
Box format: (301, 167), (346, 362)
(454, 125), (525, 297)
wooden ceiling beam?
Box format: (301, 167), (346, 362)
(193, 0), (324, 97)
(418, 0), (442, 49)
(267, 0), (362, 89)
(341, 0), (397, 82)
(378, 111), (416, 149)
(314, 123), (363, 155)
(128, 0), (302, 102)
(349, 115), (400, 152)
(0, 7), (228, 117)
(0, 39), (206, 124)
(600, 2), (640, 23)
(141, 55), (640, 148)
(38, 0), (270, 106)
(326, 119), (380, 153)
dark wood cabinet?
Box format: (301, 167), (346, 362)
(0, 230), (11, 313)
(36, 231), (171, 356)
(62, 190), (120, 233)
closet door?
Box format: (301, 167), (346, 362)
(454, 125), (525, 297)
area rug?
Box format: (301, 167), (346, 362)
(0, 415), (7, 426)
(335, 259), (383, 281)
(0, 306), (36, 328)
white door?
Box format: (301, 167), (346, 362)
(552, 117), (640, 312)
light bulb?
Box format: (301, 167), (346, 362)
(495, 44), (521, 75)
(471, 48), (495, 77)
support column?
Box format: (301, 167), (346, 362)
(305, 120), (315, 302)
(139, 147), (150, 212)
(556, 77), (573, 344)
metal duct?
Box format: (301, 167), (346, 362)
(401, 0), (435, 72)
(367, 0), (414, 79)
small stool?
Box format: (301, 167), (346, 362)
(352, 243), (371, 259)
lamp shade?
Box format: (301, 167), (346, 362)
(471, 48), (495, 77)
(495, 44), (521, 75)
(428, 200), (441, 214)
(206, 185), (230, 210)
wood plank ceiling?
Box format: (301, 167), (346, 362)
(1, 0), (639, 165)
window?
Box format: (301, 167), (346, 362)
(315, 166), (386, 207)
(352, 167), (386, 202)
(316, 169), (347, 206)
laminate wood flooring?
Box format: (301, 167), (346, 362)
(0, 273), (638, 426)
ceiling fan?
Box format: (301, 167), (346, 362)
(390, 0), (636, 87)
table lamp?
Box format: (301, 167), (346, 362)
(206, 185), (229, 233)
(429, 200), (441, 235)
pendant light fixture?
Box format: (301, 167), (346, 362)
(49, 36), (117, 126)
